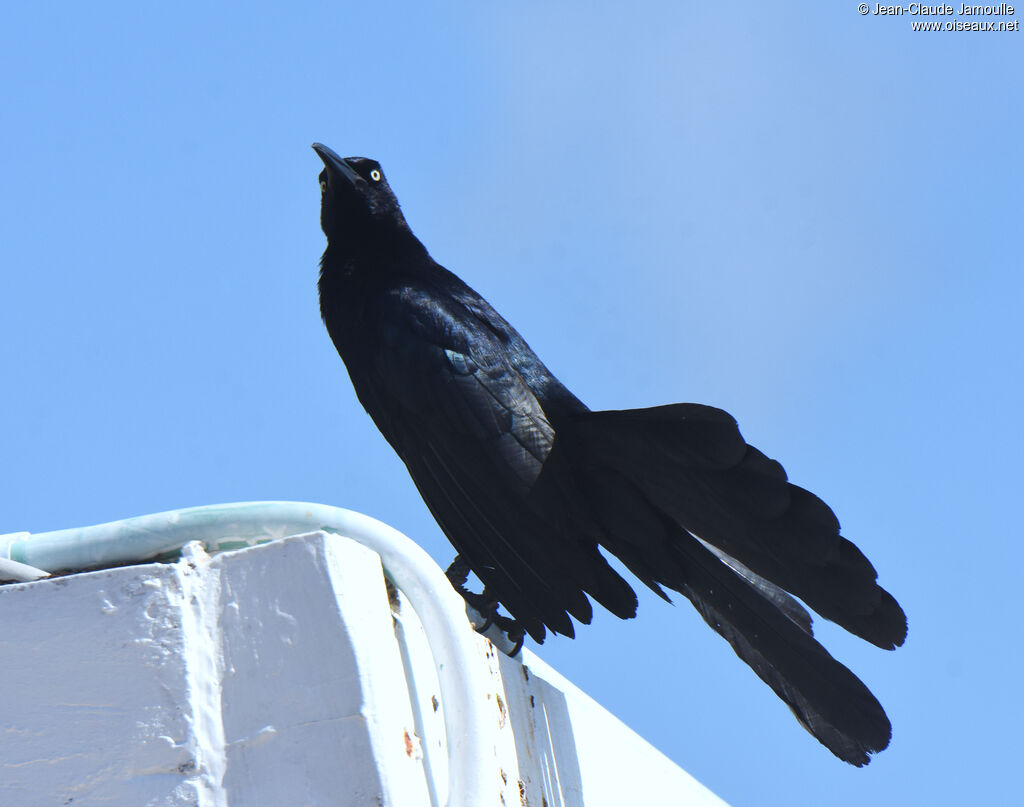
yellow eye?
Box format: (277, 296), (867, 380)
(320, 180), (328, 192)
(370, 169), (381, 182)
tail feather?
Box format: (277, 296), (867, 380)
(696, 537), (814, 636)
(568, 404), (907, 650)
(677, 534), (892, 765)
(577, 461), (892, 764)
(560, 403), (906, 764)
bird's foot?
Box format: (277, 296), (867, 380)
(467, 599), (525, 656)
(445, 556), (524, 656)
(489, 613), (526, 657)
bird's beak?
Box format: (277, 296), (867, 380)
(312, 143), (364, 187)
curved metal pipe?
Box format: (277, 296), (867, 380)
(1, 501), (494, 807)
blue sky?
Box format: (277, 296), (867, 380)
(2, 2), (1021, 803)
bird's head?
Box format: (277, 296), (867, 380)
(313, 143), (409, 246)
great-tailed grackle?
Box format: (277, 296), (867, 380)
(313, 143), (906, 766)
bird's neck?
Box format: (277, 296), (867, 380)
(323, 220), (429, 274)
(317, 229), (435, 323)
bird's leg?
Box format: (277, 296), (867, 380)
(444, 555), (471, 587)
(444, 556), (524, 656)
(446, 555), (499, 627)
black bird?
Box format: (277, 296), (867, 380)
(313, 143), (906, 766)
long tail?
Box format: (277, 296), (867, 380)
(563, 403), (906, 764)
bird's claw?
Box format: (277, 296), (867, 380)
(490, 613), (526, 656)
(445, 555), (524, 656)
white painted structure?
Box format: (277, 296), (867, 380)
(0, 511), (726, 806)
